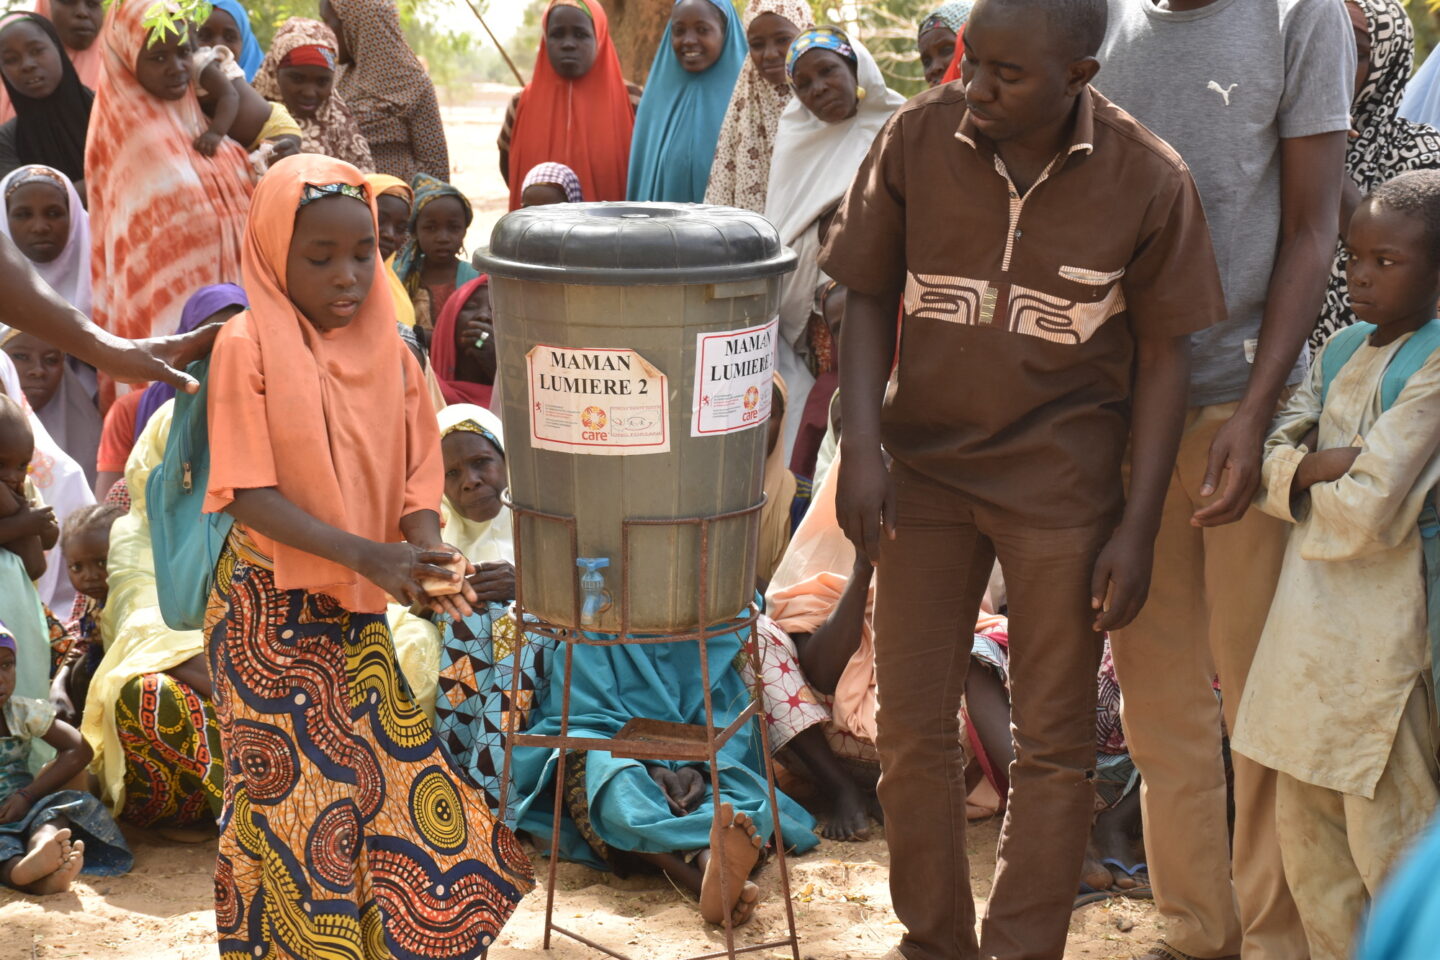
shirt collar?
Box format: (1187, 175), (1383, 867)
(954, 86), (1098, 160)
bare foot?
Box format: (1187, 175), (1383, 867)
(699, 803), (763, 926)
(9, 825), (70, 887)
(29, 839), (84, 895)
(820, 778), (871, 842)
(1080, 856), (1115, 892)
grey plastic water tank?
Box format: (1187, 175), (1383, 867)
(477, 203), (796, 633)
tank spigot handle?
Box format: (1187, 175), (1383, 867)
(577, 557), (612, 626)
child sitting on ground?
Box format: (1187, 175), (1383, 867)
(51, 505), (125, 726)
(191, 41), (301, 164)
(1233, 169), (1440, 960)
(0, 626), (132, 895)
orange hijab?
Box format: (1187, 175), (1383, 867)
(204, 154), (442, 613)
(86, 0), (252, 345)
(507, 0), (633, 209)
(0, 2), (103, 123)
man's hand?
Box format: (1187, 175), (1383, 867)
(836, 445), (895, 565)
(1090, 525), (1155, 633)
(104, 324), (222, 394)
(1191, 408), (1269, 528)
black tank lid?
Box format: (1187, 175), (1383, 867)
(475, 203), (796, 286)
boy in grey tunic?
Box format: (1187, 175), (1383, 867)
(1093, 2), (1353, 960)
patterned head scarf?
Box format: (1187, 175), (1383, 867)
(918, 1), (972, 40)
(521, 162), (584, 203)
(330, 0), (431, 118)
(253, 17), (374, 172)
(1312, 0), (1440, 348)
(0, 14), (93, 184)
(0, 622), (15, 657)
(786, 27), (856, 80)
(86, 0), (253, 342)
(703, 0), (814, 213)
(392, 172), (474, 291)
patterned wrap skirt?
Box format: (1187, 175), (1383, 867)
(205, 539), (534, 960)
(114, 672), (224, 827)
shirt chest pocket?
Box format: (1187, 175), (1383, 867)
(1057, 264), (1126, 300)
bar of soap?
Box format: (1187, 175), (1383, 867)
(419, 555), (468, 597)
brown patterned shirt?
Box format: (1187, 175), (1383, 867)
(820, 85), (1224, 527)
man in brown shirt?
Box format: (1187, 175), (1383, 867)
(818, 1), (1225, 958)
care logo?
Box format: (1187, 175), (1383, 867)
(581, 406), (608, 431)
(742, 385), (760, 412)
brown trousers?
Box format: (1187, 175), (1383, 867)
(875, 463), (1111, 960)
(1110, 400), (1306, 960)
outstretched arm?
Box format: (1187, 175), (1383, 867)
(0, 235), (210, 392)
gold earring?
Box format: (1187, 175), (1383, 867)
(856, 85), (867, 100)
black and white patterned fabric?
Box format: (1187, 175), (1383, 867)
(1312, 0), (1440, 350)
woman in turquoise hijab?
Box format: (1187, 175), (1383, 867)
(626, 0), (747, 203)
(197, 0), (266, 82)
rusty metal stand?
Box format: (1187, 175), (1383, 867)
(497, 496), (801, 960)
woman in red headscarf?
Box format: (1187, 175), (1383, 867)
(498, 0), (639, 209)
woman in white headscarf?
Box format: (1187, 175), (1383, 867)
(764, 28), (904, 465)
(0, 165), (100, 487)
(0, 165), (90, 316)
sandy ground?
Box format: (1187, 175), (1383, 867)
(1, 90), (1164, 958)
(1, 815), (1162, 960)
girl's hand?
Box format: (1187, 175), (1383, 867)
(360, 542), (478, 618)
(467, 561), (515, 604)
(0, 791), (32, 824)
(194, 131), (222, 157)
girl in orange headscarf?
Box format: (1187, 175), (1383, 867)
(86, 0), (252, 346)
(202, 154), (533, 958)
(499, 0), (638, 209)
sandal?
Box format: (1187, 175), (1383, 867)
(1134, 943), (1239, 960)
(1102, 857), (1149, 889)
(1073, 883), (1153, 910)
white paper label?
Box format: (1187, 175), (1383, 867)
(691, 318), (777, 437)
(527, 345), (669, 455)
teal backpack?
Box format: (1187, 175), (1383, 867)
(147, 357), (233, 631)
(1319, 319), (1440, 707)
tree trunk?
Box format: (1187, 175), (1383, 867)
(607, 0), (673, 85)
